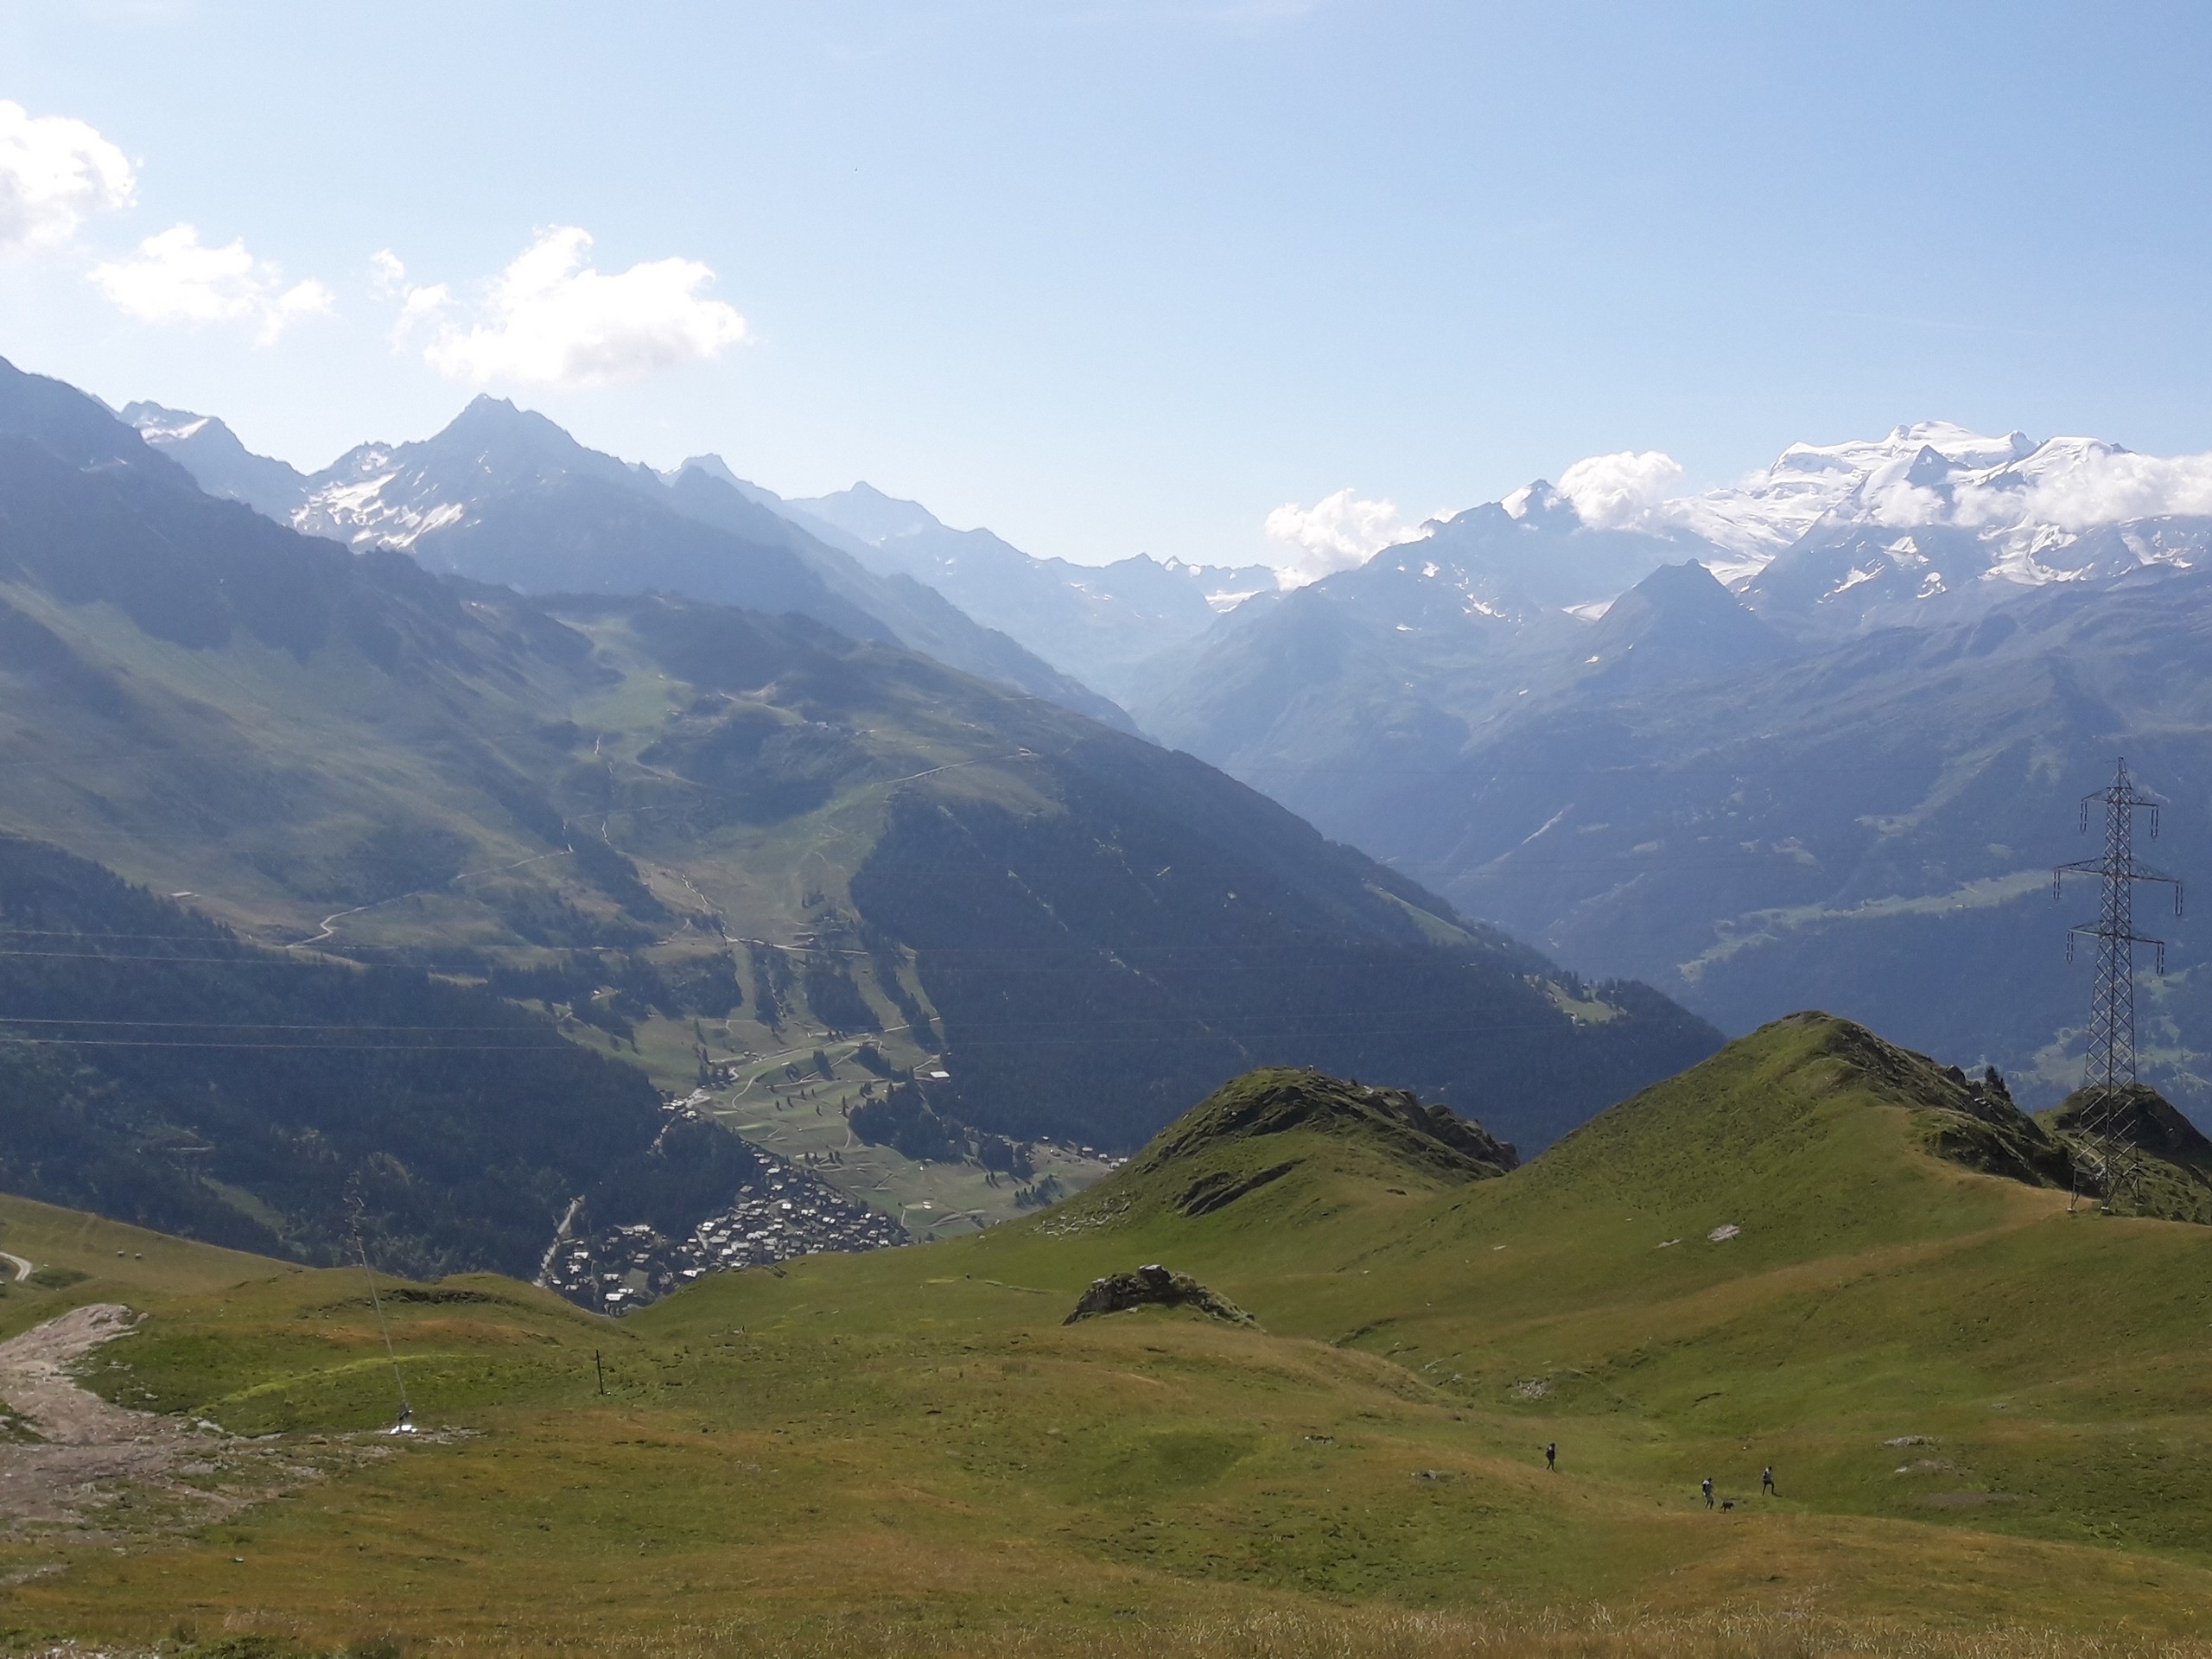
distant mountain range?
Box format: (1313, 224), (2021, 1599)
(2, 355), (1719, 1166)
(773, 480), (1274, 705)
(123, 396), (1134, 732)
(112, 383), (2212, 1121)
(123, 399), (1276, 720)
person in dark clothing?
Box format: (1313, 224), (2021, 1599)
(1761, 1465), (1775, 1496)
(1701, 1476), (1714, 1510)
(1545, 1442), (1556, 1471)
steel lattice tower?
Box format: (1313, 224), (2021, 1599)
(2053, 757), (2183, 1195)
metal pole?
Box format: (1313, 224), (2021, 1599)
(354, 1230), (413, 1430)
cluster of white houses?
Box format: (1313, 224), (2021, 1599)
(543, 1156), (909, 1313)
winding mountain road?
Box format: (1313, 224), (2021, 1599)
(0, 1252), (32, 1283)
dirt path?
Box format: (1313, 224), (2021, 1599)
(0, 1250), (30, 1283)
(0, 1304), (206, 1536)
(0, 1304), (331, 1542)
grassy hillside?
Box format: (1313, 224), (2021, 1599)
(0, 1190), (299, 1342)
(14, 1015), (2212, 1656)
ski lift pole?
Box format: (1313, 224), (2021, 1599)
(353, 1225), (415, 1433)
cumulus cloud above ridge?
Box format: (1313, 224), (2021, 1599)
(397, 226), (749, 389)
(0, 99), (134, 259)
(91, 224), (333, 343)
(1554, 449), (1684, 530)
(1263, 488), (1410, 585)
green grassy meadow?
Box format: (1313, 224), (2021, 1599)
(9, 1014), (2212, 1656)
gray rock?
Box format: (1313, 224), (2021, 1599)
(1063, 1264), (1255, 1327)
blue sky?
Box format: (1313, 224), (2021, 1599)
(3, 1), (2211, 568)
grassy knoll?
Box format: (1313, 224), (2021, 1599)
(11, 1015), (2212, 1655)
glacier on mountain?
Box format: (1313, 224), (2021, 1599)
(1347, 421), (2212, 633)
(1649, 421), (2212, 597)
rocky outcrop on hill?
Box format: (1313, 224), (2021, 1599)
(2044, 1084), (2212, 1167)
(1771, 1014), (2212, 1224)
(1064, 1264), (1255, 1327)
(1131, 1068), (1519, 1184)
(2038, 1083), (2212, 1222)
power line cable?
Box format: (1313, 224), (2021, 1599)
(0, 1034), (585, 1052)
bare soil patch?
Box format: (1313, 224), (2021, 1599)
(0, 1303), (332, 1543)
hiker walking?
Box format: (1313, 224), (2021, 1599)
(1761, 1465), (1775, 1497)
(1544, 1441), (1556, 1471)
(1701, 1476), (1714, 1510)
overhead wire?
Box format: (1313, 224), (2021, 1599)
(0, 1015), (569, 1030)
(0, 1036), (582, 1051)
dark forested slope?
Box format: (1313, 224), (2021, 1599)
(0, 837), (755, 1277)
(850, 736), (1717, 1149)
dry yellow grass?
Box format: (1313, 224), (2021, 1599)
(163, 1605), (2212, 1659)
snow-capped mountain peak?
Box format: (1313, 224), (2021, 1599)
(1653, 422), (2038, 580)
(1299, 419), (2212, 640)
(123, 400), (308, 520)
(121, 402), (211, 444)
(1770, 421), (2035, 482)
(1498, 479), (1585, 531)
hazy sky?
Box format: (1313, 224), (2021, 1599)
(4, 2), (2212, 568)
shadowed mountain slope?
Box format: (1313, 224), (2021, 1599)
(0, 836), (757, 1279)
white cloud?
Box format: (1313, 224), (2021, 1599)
(90, 223), (333, 343)
(367, 248), (408, 297)
(1971, 445), (2212, 531)
(1860, 478), (1948, 529)
(1554, 449), (1684, 531)
(372, 248), (449, 334)
(1262, 488), (1409, 585)
(410, 226), (748, 389)
(0, 99), (134, 259)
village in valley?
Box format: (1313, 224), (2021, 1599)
(539, 1152), (910, 1313)
(538, 1042), (1126, 1313)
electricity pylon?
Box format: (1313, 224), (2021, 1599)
(2054, 757), (2183, 1203)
